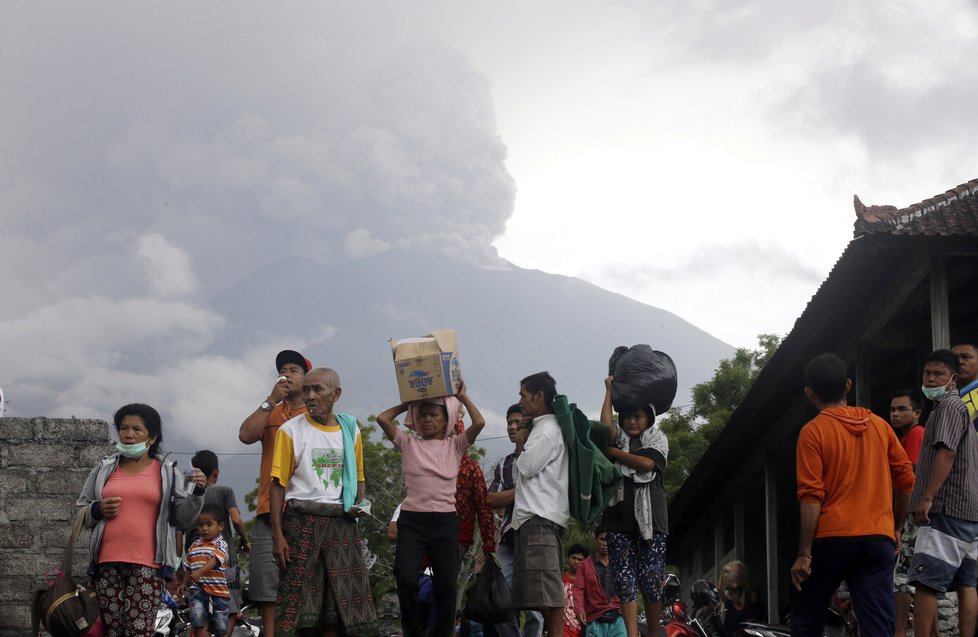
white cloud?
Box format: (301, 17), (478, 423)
(133, 233), (199, 298)
(344, 228), (391, 258)
(0, 297), (224, 384)
(0, 298), (291, 451)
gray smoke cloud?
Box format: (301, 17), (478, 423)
(0, 4), (516, 453)
(1, 4), (515, 316)
(3, 0), (977, 454)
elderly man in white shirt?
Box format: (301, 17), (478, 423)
(511, 371), (570, 637)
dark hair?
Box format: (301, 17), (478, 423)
(113, 403), (163, 458)
(198, 503), (226, 523)
(952, 338), (978, 352)
(621, 404), (656, 426)
(520, 371), (557, 405)
(567, 543), (590, 558)
(925, 349), (960, 375)
(891, 389), (921, 411)
(803, 354), (849, 404)
(506, 403), (522, 418)
(192, 450), (219, 477)
(594, 524), (608, 538)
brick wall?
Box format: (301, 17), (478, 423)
(0, 417), (111, 636)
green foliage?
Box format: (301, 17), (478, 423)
(359, 419), (406, 599)
(563, 517), (599, 552)
(657, 409), (711, 498)
(658, 334), (781, 498)
(238, 476), (259, 576)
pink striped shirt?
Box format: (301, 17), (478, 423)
(394, 429), (469, 512)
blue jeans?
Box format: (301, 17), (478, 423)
(498, 541), (543, 637)
(189, 587), (230, 636)
(790, 538), (895, 637)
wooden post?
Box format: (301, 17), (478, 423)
(855, 345), (871, 407)
(714, 512), (724, 584)
(735, 490), (745, 561)
(765, 456), (780, 624)
(930, 254), (950, 350)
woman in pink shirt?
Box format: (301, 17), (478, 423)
(77, 403), (206, 637)
(377, 381), (486, 637)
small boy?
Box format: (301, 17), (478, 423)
(187, 450), (250, 634)
(179, 503), (231, 637)
(564, 544), (590, 637)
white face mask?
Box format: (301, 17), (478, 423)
(115, 440), (150, 459)
(921, 381), (952, 402)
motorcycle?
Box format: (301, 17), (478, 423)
(659, 574), (700, 637)
(154, 589), (191, 637)
(235, 599), (264, 637)
(154, 587), (265, 637)
(639, 574), (718, 637)
(736, 605), (850, 636)
(686, 579), (725, 637)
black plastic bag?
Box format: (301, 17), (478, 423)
(608, 344), (678, 415)
(464, 557), (513, 625)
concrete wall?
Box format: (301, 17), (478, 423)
(0, 417), (111, 636)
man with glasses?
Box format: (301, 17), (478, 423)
(488, 404), (544, 637)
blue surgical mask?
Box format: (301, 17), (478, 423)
(921, 382), (951, 402)
(115, 440), (150, 459)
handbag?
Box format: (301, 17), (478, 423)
(31, 507), (104, 637)
(463, 555), (513, 624)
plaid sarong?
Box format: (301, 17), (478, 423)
(276, 500), (378, 637)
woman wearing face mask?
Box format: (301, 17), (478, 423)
(77, 403), (206, 637)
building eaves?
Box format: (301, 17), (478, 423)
(854, 178), (978, 238)
(669, 179), (978, 540)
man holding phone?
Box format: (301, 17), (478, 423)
(238, 349), (311, 637)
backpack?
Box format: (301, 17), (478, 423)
(31, 508), (104, 637)
(552, 394), (622, 525)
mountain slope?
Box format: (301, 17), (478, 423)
(210, 249), (732, 423)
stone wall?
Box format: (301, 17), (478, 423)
(0, 417), (111, 636)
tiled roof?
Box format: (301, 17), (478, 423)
(853, 178), (978, 237)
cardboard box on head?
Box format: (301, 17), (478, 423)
(390, 329), (462, 403)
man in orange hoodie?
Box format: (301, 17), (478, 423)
(790, 353), (915, 637)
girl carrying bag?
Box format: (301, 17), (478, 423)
(31, 507), (104, 637)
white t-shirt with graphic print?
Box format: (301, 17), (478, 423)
(270, 413), (364, 505)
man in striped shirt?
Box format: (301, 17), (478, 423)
(909, 349), (978, 637)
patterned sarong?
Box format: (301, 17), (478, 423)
(276, 500), (378, 637)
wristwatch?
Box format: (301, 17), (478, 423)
(260, 400), (273, 412)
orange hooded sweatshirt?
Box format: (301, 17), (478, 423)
(796, 406), (915, 541)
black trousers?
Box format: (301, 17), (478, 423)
(394, 510), (461, 637)
(790, 538), (895, 637)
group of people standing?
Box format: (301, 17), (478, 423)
(72, 347), (674, 637)
(790, 340), (978, 637)
(235, 351), (674, 637)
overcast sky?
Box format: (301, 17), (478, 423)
(3, 1), (978, 446)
